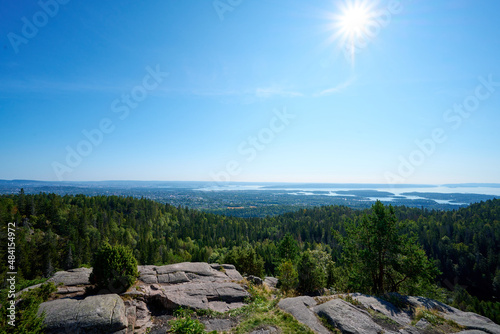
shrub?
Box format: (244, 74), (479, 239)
(224, 246), (264, 278)
(168, 317), (207, 334)
(0, 282), (57, 334)
(297, 251), (326, 294)
(277, 260), (298, 292)
(89, 243), (138, 294)
(168, 308), (216, 334)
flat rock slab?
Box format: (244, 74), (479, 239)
(278, 296), (330, 334)
(405, 295), (458, 313)
(138, 262), (239, 284)
(38, 294), (127, 334)
(160, 282), (250, 312)
(47, 267), (92, 286)
(313, 298), (397, 334)
(444, 311), (500, 334)
(351, 293), (412, 326)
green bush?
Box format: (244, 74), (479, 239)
(224, 246), (264, 278)
(89, 243), (138, 294)
(297, 250), (326, 294)
(168, 317), (206, 334)
(0, 282), (57, 334)
(277, 260), (298, 292)
(277, 233), (300, 263)
(168, 308), (216, 334)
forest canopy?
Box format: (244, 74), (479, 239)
(0, 192), (499, 321)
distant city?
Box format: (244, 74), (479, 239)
(1, 180), (498, 217)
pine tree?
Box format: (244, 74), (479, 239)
(297, 250), (326, 294)
(336, 201), (439, 295)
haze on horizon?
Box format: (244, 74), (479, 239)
(1, 0), (499, 184)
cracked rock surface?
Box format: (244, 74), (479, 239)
(35, 263), (248, 333)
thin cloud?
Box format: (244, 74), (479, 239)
(314, 76), (356, 97)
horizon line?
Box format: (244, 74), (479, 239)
(1, 179), (500, 187)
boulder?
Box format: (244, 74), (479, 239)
(38, 294), (127, 334)
(278, 296), (330, 334)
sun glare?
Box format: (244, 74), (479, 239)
(331, 0), (377, 65)
(339, 3), (371, 38)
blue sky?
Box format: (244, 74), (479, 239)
(1, 0), (499, 184)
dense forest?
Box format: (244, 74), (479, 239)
(0, 191), (499, 321)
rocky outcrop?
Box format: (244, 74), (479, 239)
(351, 293), (412, 326)
(314, 298), (394, 334)
(35, 265), (500, 334)
(277, 293), (500, 334)
(35, 263), (249, 333)
(130, 281), (249, 313)
(127, 262), (250, 313)
(38, 294), (127, 334)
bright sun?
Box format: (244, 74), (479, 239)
(339, 3), (372, 39)
(331, 0), (377, 65)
